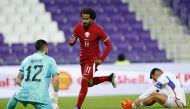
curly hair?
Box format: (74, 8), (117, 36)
(80, 8), (96, 21)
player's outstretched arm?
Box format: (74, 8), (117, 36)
(16, 72), (23, 86)
(139, 85), (158, 100)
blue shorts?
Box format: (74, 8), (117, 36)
(20, 100), (53, 109)
(7, 93), (54, 109)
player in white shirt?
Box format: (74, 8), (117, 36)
(121, 68), (186, 108)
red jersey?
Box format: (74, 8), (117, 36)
(72, 22), (112, 62)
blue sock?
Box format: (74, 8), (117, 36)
(6, 97), (18, 109)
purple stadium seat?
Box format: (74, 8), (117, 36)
(132, 21), (143, 30)
(26, 43), (35, 55)
(111, 14), (125, 23)
(55, 0), (70, 5)
(153, 50), (168, 62)
(117, 22), (131, 33)
(57, 42), (71, 53)
(118, 4), (129, 12)
(139, 30), (151, 41)
(117, 42), (132, 53)
(98, 0), (112, 4)
(48, 52), (66, 64)
(109, 53), (118, 61)
(92, 5), (104, 13)
(103, 23), (118, 32)
(52, 14), (68, 25)
(47, 43), (57, 53)
(58, 23), (73, 32)
(145, 40), (159, 50)
(132, 41), (146, 51)
(109, 32), (124, 42)
(104, 55), (116, 63)
(0, 33), (4, 44)
(11, 43), (25, 54)
(45, 5), (60, 14)
(125, 51), (139, 62)
(61, 6), (76, 14)
(72, 42), (80, 53)
(0, 44), (10, 55)
(17, 53), (28, 62)
(2, 54), (19, 65)
(126, 32), (140, 42)
(68, 15), (80, 23)
(104, 5), (117, 13)
(10, 43), (28, 63)
(125, 12), (136, 20)
(64, 52), (79, 64)
(138, 51), (154, 62)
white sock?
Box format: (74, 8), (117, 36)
(132, 103), (144, 108)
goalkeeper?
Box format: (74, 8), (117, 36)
(7, 39), (60, 109)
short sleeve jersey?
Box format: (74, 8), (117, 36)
(16, 52), (58, 104)
(73, 22), (109, 61)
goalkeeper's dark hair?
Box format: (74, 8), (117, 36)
(35, 39), (48, 51)
(150, 68), (163, 79)
(80, 8), (96, 21)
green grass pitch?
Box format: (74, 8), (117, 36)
(1, 94), (189, 109)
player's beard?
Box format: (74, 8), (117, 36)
(83, 22), (91, 30)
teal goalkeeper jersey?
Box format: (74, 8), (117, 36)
(15, 52), (58, 104)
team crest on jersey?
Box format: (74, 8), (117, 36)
(85, 32), (90, 38)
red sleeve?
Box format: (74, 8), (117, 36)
(72, 24), (79, 38)
(98, 27), (112, 62)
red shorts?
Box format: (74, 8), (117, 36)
(80, 59), (96, 80)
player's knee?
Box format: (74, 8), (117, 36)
(151, 93), (160, 100)
(149, 93), (156, 98)
(82, 76), (94, 87)
(82, 76), (88, 81)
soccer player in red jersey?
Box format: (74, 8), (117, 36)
(69, 8), (117, 109)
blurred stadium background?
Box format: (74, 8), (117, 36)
(0, 0), (190, 108)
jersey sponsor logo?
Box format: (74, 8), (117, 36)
(58, 71), (72, 90)
(85, 32), (90, 38)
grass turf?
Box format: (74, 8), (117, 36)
(1, 94), (189, 109)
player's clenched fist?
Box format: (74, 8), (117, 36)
(69, 37), (76, 46)
(94, 59), (102, 66)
